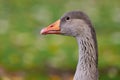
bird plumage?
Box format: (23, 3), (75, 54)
(41, 11), (98, 80)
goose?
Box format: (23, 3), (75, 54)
(40, 11), (98, 80)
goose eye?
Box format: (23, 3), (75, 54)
(65, 17), (70, 21)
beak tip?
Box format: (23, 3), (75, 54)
(40, 29), (45, 35)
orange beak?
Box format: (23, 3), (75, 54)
(40, 20), (61, 35)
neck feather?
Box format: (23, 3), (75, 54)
(74, 31), (98, 80)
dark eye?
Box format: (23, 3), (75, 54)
(65, 17), (70, 21)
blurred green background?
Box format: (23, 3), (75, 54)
(0, 0), (120, 80)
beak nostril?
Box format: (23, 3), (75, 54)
(50, 25), (53, 27)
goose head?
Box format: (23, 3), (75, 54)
(40, 11), (93, 37)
